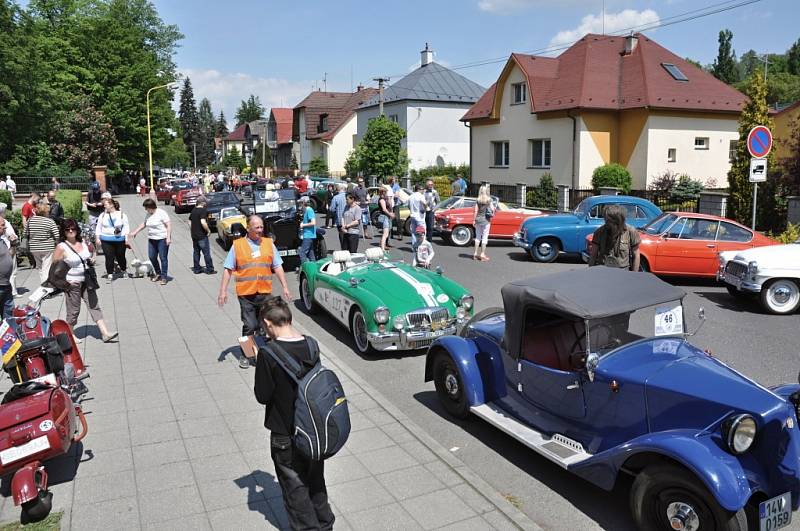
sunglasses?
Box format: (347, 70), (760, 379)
(65, 228), (77, 232)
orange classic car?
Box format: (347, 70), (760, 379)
(434, 202), (550, 246)
(584, 212), (777, 277)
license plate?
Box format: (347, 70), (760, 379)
(279, 249), (298, 257)
(255, 202), (279, 213)
(724, 273), (742, 288)
(760, 492), (792, 531)
(0, 435), (50, 465)
(423, 330), (445, 339)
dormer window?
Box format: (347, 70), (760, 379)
(512, 82), (527, 104)
(319, 114), (329, 133)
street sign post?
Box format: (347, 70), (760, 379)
(746, 126), (773, 229)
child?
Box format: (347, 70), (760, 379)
(413, 225), (435, 269)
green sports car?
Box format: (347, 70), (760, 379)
(299, 247), (474, 355)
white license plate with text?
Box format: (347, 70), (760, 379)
(760, 492), (792, 531)
(0, 435), (50, 465)
(279, 249), (298, 257)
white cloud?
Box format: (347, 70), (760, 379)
(548, 9), (661, 49)
(478, 0), (593, 13)
(175, 68), (313, 126)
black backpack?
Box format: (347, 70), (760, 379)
(260, 336), (350, 460)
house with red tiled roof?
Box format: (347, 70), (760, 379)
(293, 87), (378, 174)
(463, 33), (748, 188)
(222, 123), (253, 164)
(267, 108), (297, 170)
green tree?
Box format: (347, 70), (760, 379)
(778, 116), (800, 198)
(52, 95), (118, 170)
(308, 156), (328, 176)
(234, 94), (265, 126)
(222, 145), (245, 172)
(738, 50), (762, 81)
(344, 144), (364, 177)
(591, 163), (632, 193)
(157, 129), (190, 169)
(684, 57), (703, 70)
(216, 110), (229, 138)
(178, 77), (199, 160)
(356, 116), (407, 178)
(196, 97), (216, 167)
(251, 142), (272, 171)
(765, 72), (800, 105)
(712, 29), (739, 84)
(289, 153), (298, 170)
(727, 70), (777, 228)
(788, 39), (800, 75)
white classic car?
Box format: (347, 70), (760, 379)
(718, 239), (800, 314)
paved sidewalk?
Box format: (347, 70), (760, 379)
(0, 194), (538, 530)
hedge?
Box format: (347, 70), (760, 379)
(56, 190), (87, 222)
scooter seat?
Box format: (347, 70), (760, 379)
(18, 337), (53, 352)
(1, 382), (53, 404)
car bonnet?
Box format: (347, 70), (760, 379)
(347, 263), (456, 311)
(521, 212), (579, 231)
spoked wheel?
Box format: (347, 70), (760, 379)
(631, 465), (747, 531)
(449, 225), (474, 247)
(530, 237), (560, 262)
(432, 353), (470, 419)
(760, 278), (800, 315)
(299, 275), (318, 314)
(21, 491), (52, 524)
(350, 309), (374, 355)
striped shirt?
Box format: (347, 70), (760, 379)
(26, 215), (59, 253)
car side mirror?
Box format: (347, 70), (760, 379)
(585, 352), (599, 382)
(686, 307), (706, 337)
(435, 265), (443, 275)
(231, 223), (246, 238)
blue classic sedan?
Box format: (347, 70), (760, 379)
(513, 195), (662, 262)
(425, 267), (800, 531)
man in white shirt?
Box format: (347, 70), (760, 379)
(5, 176), (16, 194)
(0, 178), (7, 191)
(407, 184), (427, 249)
(0, 214), (19, 297)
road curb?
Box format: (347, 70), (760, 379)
(291, 320), (541, 531)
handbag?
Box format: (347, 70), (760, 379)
(65, 242), (100, 291)
(46, 259), (71, 291)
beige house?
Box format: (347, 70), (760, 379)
(462, 33), (748, 189)
(773, 100), (800, 161)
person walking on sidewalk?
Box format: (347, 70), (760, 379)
(28, 202), (59, 284)
(217, 215), (292, 369)
(340, 194), (362, 254)
(46, 191), (64, 228)
(95, 198), (130, 282)
(297, 196), (317, 264)
(423, 179), (440, 238)
(407, 184), (426, 251)
(85, 181), (104, 230)
(377, 187), (394, 251)
(0, 217), (15, 319)
(21, 193), (39, 227)
(352, 178), (370, 239)
(130, 198), (172, 285)
(53, 219), (118, 343)
(189, 196), (216, 274)
(254, 297), (335, 531)
(472, 184), (493, 262)
(329, 183), (347, 250)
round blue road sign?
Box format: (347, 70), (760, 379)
(747, 126), (772, 158)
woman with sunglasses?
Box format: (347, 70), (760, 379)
(52, 219), (118, 343)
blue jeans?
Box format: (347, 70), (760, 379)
(0, 285), (12, 320)
(148, 238), (169, 279)
(299, 238), (316, 264)
(192, 237), (214, 272)
(410, 218), (423, 248)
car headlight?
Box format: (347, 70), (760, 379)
(747, 261), (758, 277)
(393, 315), (404, 330)
(723, 414), (757, 454)
(459, 295), (474, 311)
(456, 307), (466, 320)
(25, 316), (38, 329)
(373, 307), (390, 324)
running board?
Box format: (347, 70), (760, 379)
(471, 403), (592, 468)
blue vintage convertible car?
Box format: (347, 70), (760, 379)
(425, 267), (800, 530)
(513, 195), (662, 262)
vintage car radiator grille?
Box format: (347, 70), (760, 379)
(407, 308), (450, 329)
(725, 261), (748, 279)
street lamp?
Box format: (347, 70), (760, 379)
(146, 81), (179, 192)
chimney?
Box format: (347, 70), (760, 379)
(624, 34), (638, 55)
(356, 84), (364, 92)
(420, 43), (433, 67)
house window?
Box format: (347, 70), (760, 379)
(694, 137), (709, 150)
(491, 141), (510, 167)
(389, 114), (399, 123)
(662, 63), (689, 81)
(512, 82), (527, 104)
(728, 139), (737, 162)
(667, 148), (677, 163)
(530, 139), (551, 168)
(319, 114), (329, 133)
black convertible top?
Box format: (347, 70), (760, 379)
(501, 268), (685, 356)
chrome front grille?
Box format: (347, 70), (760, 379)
(406, 308), (450, 329)
(725, 261), (747, 279)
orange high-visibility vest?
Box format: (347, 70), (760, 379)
(232, 236), (274, 296)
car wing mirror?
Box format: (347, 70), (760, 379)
(585, 352), (599, 382)
(686, 307), (706, 337)
(231, 223), (246, 238)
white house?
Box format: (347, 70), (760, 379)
(462, 34), (747, 189)
(355, 44), (485, 172)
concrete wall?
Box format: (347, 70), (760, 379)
(325, 114), (358, 174)
(298, 109), (311, 171)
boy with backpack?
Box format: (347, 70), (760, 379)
(254, 297), (348, 531)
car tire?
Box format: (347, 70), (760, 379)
(530, 237), (560, 263)
(299, 275), (319, 314)
(639, 256), (650, 273)
(370, 209), (382, 228)
(631, 464), (747, 531)
(459, 307), (504, 338)
(315, 237), (327, 260)
(432, 353), (470, 420)
(403, 217), (412, 236)
(760, 278), (800, 315)
(450, 225), (474, 247)
(350, 308), (375, 356)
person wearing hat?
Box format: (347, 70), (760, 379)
(85, 180), (104, 230)
(297, 195), (317, 264)
(413, 224), (434, 269)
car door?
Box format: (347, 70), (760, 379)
(653, 217), (720, 275)
(716, 221), (755, 257)
(489, 205), (523, 237)
(570, 203), (605, 252)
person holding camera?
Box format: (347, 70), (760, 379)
(95, 198), (130, 282)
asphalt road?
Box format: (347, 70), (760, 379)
(180, 205), (799, 531)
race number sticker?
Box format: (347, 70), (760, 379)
(654, 304), (683, 336)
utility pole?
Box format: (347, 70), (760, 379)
(192, 142), (197, 172)
(262, 122), (267, 179)
(373, 77), (390, 116)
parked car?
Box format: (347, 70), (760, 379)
(718, 238), (800, 314)
(425, 266), (800, 531)
(216, 207), (247, 250)
(304, 179), (347, 213)
(367, 186), (412, 234)
(154, 177), (176, 203)
(435, 201), (550, 247)
(583, 212), (778, 277)
(514, 196), (662, 262)
(242, 186), (297, 218)
(205, 191), (241, 231)
(299, 247), (473, 355)
(172, 186), (202, 214)
(166, 180), (194, 206)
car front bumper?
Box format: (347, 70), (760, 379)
(513, 232), (531, 250)
(719, 271), (762, 293)
(367, 323), (460, 351)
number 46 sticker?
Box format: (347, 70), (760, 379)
(655, 303), (683, 336)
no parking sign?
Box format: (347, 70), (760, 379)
(747, 126), (772, 158)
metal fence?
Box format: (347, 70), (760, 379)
(14, 176), (89, 193)
(627, 190), (700, 213)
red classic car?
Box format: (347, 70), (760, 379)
(172, 185), (202, 214)
(584, 212), (777, 277)
(434, 202), (550, 246)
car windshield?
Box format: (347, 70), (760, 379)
(209, 193), (237, 205)
(435, 197), (460, 210)
(172, 181), (192, 191)
(642, 213), (679, 235)
(573, 199), (591, 216)
(587, 300), (686, 356)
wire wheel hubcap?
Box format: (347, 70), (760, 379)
(665, 502), (699, 531)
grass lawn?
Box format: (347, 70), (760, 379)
(0, 511), (62, 531)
